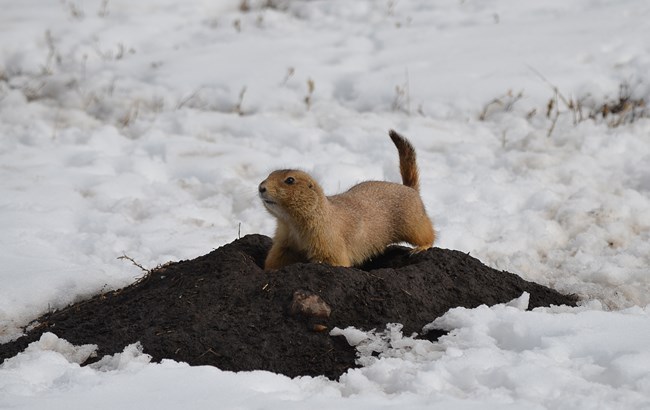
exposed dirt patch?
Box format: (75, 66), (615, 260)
(0, 234), (576, 379)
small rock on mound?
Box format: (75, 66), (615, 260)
(0, 234), (576, 379)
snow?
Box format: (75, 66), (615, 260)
(2, 300), (650, 409)
(1, 0), (650, 408)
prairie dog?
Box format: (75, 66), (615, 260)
(258, 130), (435, 270)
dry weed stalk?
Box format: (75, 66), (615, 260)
(119, 100), (140, 127)
(98, 0), (109, 17)
(527, 66), (648, 134)
(479, 89), (524, 121)
(240, 0), (287, 12)
(392, 69), (411, 114)
(67, 2), (85, 19)
(482, 70), (648, 137)
(589, 83), (647, 127)
(282, 67), (295, 84)
(118, 254), (148, 273)
(304, 78), (315, 110)
(234, 86), (247, 115)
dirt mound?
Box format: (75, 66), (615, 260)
(0, 234), (576, 379)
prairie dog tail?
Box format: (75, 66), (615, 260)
(388, 129), (420, 191)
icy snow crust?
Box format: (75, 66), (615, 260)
(1, 0), (650, 408)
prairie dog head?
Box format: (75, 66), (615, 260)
(258, 170), (324, 221)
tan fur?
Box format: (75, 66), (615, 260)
(259, 129), (435, 270)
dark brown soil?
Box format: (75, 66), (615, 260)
(0, 234), (576, 379)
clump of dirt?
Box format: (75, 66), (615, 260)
(0, 234), (576, 379)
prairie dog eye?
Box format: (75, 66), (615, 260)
(284, 177), (295, 185)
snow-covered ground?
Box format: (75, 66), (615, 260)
(1, 0), (649, 408)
